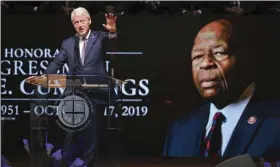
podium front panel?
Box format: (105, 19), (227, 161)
(27, 74), (122, 167)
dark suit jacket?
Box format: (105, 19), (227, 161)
(45, 30), (117, 103)
(45, 30), (116, 77)
(163, 92), (280, 159)
(45, 30), (116, 165)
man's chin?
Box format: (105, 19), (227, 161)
(78, 33), (85, 36)
(200, 89), (220, 100)
(78, 31), (88, 36)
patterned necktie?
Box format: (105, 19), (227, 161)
(81, 37), (87, 65)
(204, 112), (226, 157)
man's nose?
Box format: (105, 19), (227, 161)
(200, 54), (216, 69)
(77, 22), (83, 27)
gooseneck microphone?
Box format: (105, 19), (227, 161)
(73, 33), (79, 81)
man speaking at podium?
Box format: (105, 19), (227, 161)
(43, 7), (117, 166)
(163, 18), (280, 159)
(45, 7), (117, 81)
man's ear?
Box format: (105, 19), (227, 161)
(89, 19), (92, 25)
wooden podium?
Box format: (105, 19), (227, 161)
(24, 74), (121, 88)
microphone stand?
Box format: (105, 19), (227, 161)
(72, 35), (79, 115)
(73, 34), (79, 82)
(62, 33), (80, 167)
(66, 34), (81, 95)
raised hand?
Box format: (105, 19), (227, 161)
(102, 13), (117, 33)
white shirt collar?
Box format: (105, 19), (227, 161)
(210, 83), (256, 119)
(206, 83), (256, 155)
(79, 30), (91, 40)
(207, 82), (256, 130)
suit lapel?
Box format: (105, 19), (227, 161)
(84, 31), (97, 64)
(223, 94), (263, 157)
(191, 103), (210, 156)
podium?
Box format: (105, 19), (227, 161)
(25, 74), (124, 167)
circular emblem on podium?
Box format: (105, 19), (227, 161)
(57, 95), (89, 128)
(55, 89), (95, 132)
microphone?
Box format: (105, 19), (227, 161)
(75, 33), (87, 84)
(74, 33), (79, 39)
(73, 33), (79, 81)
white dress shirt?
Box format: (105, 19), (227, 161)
(205, 83), (256, 156)
(79, 30), (91, 58)
(78, 30), (117, 57)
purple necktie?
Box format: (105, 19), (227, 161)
(81, 37), (87, 65)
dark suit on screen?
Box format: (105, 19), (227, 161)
(45, 30), (117, 165)
(163, 92), (280, 159)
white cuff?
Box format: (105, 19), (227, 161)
(108, 32), (117, 39)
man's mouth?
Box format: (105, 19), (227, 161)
(200, 78), (219, 88)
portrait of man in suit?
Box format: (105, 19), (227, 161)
(163, 18), (280, 158)
(40, 7), (117, 166)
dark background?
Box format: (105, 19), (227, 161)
(1, 14), (280, 163)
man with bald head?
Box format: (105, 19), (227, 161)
(163, 18), (280, 159)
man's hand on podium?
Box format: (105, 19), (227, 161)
(26, 75), (37, 81)
(25, 75), (48, 86)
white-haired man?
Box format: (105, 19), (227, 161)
(44, 7), (118, 166)
(45, 7), (117, 75)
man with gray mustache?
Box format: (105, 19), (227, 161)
(163, 18), (280, 159)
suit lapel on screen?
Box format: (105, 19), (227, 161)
(223, 94), (263, 157)
(192, 103), (210, 156)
